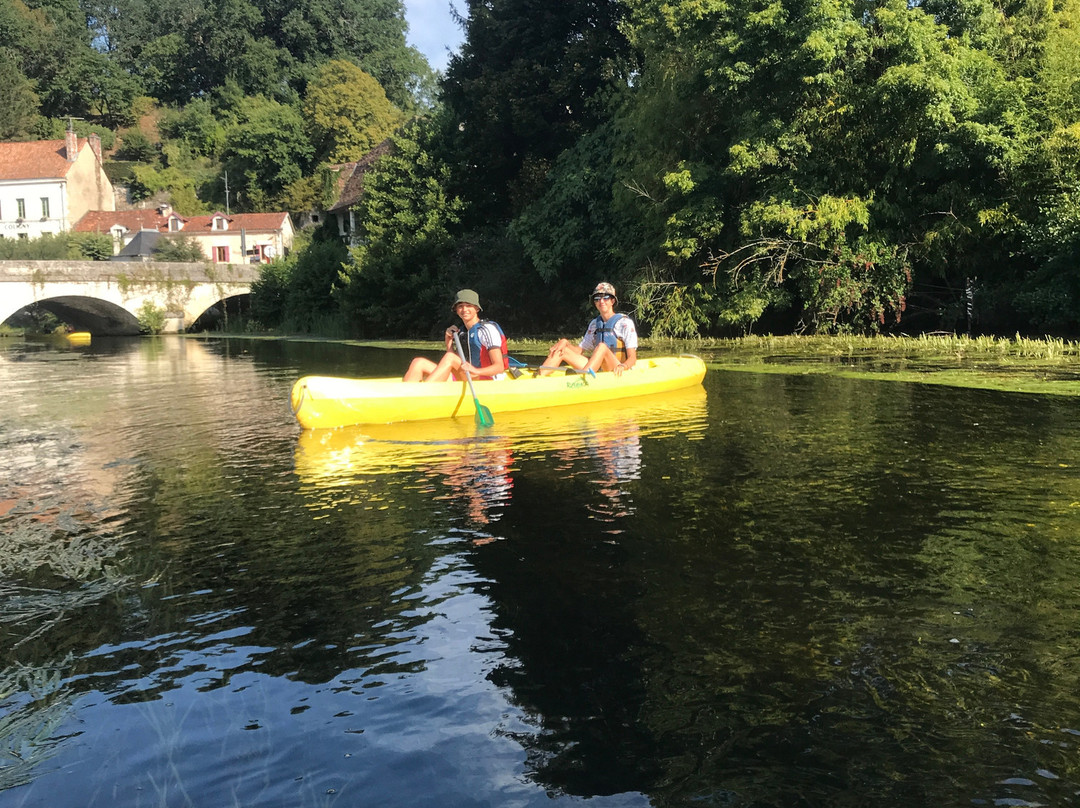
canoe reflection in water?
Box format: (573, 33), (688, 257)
(293, 385), (707, 536)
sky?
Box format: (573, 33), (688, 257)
(403, 0), (466, 72)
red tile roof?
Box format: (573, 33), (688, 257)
(0, 139), (85, 180)
(74, 210), (291, 234)
(74, 209), (169, 233)
(185, 212), (291, 232)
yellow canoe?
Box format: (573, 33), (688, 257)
(290, 354), (707, 429)
(294, 384), (709, 480)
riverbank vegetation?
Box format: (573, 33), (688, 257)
(4, 0), (1080, 339)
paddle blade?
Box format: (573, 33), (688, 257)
(475, 402), (495, 427)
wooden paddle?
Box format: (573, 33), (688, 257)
(452, 331), (495, 427)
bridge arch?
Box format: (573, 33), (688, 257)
(0, 260), (260, 335)
(10, 295), (142, 334)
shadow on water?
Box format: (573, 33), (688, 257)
(4, 339), (1080, 806)
(461, 372), (1080, 806)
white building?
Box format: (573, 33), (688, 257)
(75, 205), (296, 264)
(0, 130), (115, 241)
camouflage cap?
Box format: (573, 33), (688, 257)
(591, 282), (617, 301)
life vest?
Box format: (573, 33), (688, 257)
(467, 320), (509, 378)
(592, 313), (627, 362)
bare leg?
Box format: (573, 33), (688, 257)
(538, 346), (565, 376)
(539, 340), (587, 376)
(404, 352), (462, 382)
(584, 343), (618, 373)
(425, 352), (462, 382)
(404, 357), (438, 381)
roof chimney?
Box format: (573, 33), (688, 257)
(88, 132), (102, 163)
(65, 125), (78, 162)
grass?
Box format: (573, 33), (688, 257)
(649, 332), (1080, 360)
(656, 333), (1080, 396)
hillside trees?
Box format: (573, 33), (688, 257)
(223, 97), (314, 209)
(82, 0), (424, 110)
(0, 52), (39, 139)
(1, 0), (117, 121)
(304, 60), (405, 164)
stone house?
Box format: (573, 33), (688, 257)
(74, 205), (296, 263)
(0, 130), (115, 240)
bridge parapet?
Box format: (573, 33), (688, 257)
(0, 260), (262, 334)
(0, 260), (261, 284)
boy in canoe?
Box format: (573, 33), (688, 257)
(404, 289), (509, 382)
(540, 282), (638, 376)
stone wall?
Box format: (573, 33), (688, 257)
(0, 260), (262, 284)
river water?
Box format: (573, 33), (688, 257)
(3, 335), (1080, 807)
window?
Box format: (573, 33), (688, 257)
(41, 198), (50, 219)
(213, 246), (229, 263)
(16, 198), (26, 219)
(168, 217), (182, 232)
(212, 216), (228, 231)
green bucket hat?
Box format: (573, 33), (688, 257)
(451, 289), (483, 311)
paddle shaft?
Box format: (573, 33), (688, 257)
(451, 331), (494, 426)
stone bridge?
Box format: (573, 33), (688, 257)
(0, 260), (261, 335)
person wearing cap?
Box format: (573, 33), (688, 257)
(403, 289), (509, 382)
(539, 282), (638, 377)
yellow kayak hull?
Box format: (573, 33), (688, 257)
(294, 385), (708, 484)
(290, 354), (707, 429)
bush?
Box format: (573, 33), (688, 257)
(136, 301), (166, 334)
(152, 235), (206, 262)
(115, 129), (158, 162)
(67, 233), (114, 260)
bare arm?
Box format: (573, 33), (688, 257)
(461, 346), (505, 378)
(614, 346), (637, 376)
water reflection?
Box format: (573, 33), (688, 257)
(294, 386), (706, 538)
(9, 338), (1080, 806)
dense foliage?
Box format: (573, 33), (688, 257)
(2, 0), (1080, 336)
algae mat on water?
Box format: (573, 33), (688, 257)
(680, 334), (1080, 397)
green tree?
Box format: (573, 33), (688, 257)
(251, 229), (348, 332)
(67, 232), (114, 260)
(612, 0), (1033, 334)
(507, 121), (630, 331)
(0, 51), (39, 138)
(303, 60), (404, 164)
(222, 97), (314, 207)
(260, 0), (422, 107)
(84, 0), (425, 109)
(440, 0), (634, 223)
(152, 235), (206, 262)
(340, 120), (466, 334)
(115, 128), (158, 162)
(2, 0), (105, 121)
(158, 99), (227, 158)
